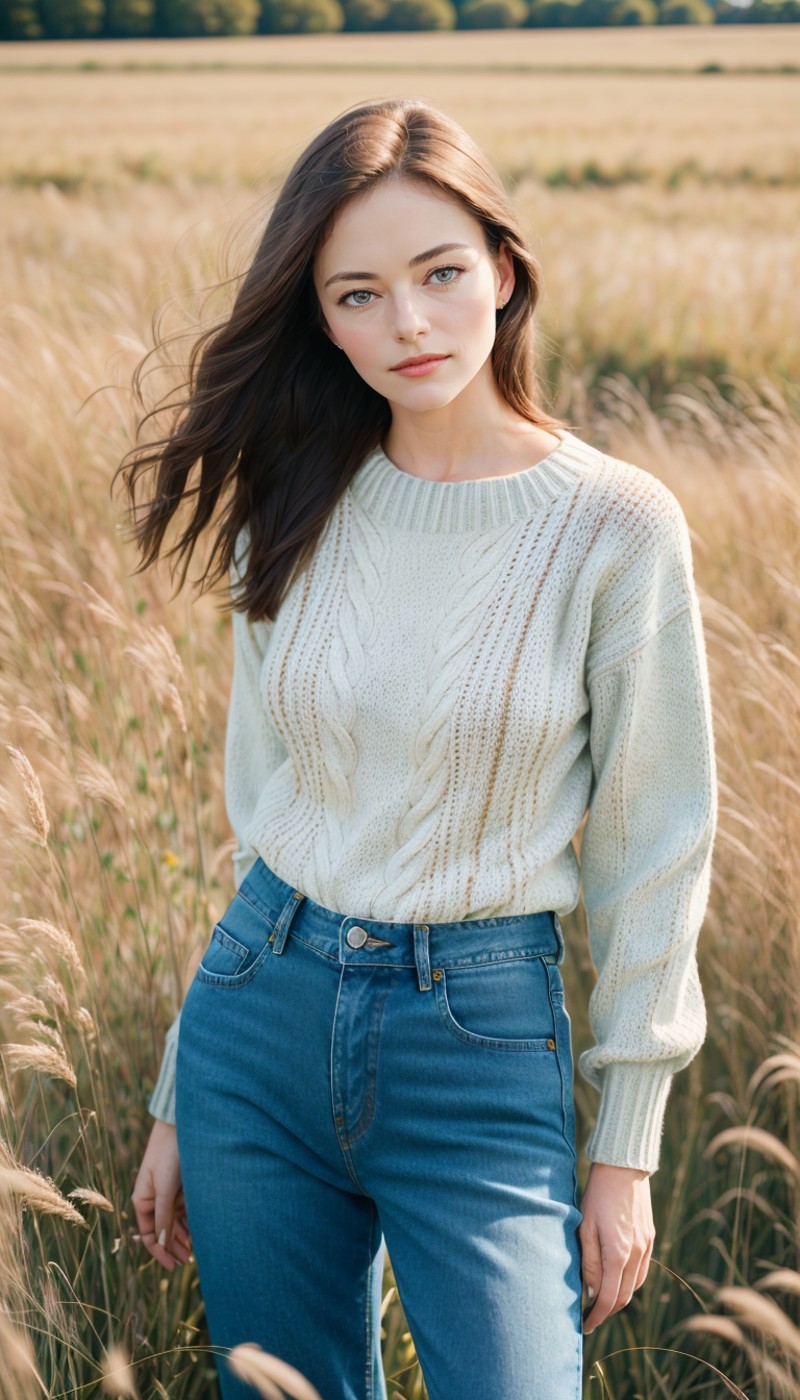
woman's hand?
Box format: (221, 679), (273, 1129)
(131, 1119), (193, 1271)
(579, 1162), (655, 1334)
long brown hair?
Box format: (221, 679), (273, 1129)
(112, 97), (570, 623)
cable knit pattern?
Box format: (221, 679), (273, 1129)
(313, 496), (385, 898)
(378, 524), (513, 912)
(148, 429), (718, 1174)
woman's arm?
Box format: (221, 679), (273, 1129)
(579, 596), (717, 1172)
(575, 475), (717, 1331)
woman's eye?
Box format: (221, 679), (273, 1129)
(338, 289), (374, 307)
(430, 265), (464, 285)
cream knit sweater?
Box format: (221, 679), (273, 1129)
(148, 428), (718, 1174)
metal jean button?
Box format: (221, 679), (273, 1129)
(346, 926), (369, 948)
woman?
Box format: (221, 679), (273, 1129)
(126, 98), (717, 1400)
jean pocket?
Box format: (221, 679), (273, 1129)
(433, 953), (559, 1053)
(195, 891), (275, 988)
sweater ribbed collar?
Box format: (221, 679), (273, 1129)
(349, 428), (600, 532)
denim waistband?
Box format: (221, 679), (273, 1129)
(235, 857), (565, 993)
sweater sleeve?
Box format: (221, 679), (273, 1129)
(577, 481), (718, 1173)
(147, 530), (286, 1123)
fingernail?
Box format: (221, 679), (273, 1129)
(587, 1285), (595, 1300)
(158, 1228), (167, 1247)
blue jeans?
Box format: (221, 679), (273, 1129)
(175, 857), (584, 1400)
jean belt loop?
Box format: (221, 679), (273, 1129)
(271, 888), (306, 955)
(413, 923), (432, 992)
(552, 912), (566, 966)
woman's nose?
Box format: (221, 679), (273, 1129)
(390, 294), (430, 342)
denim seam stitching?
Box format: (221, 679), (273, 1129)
(547, 966), (580, 1177)
(195, 939), (273, 988)
(434, 973), (556, 1053)
(288, 935), (558, 972)
(344, 983), (390, 1146)
(330, 968), (372, 1194)
(289, 930), (341, 963)
(237, 886), (279, 929)
(439, 948), (556, 969)
(212, 926), (248, 960)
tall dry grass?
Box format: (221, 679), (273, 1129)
(0, 37), (798, 1397)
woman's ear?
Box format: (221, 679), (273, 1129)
(496, 241), (515, 306)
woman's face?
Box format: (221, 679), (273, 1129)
(312, 176), (515, 409)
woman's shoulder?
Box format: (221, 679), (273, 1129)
(577, 440), (690, 559)
(572, 443), (698, 640)
(578, 442), (700, 667)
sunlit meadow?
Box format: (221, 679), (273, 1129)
(1, 26), (799, 1399)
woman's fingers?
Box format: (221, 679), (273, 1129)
(132, 1224), (191, 1265)
(580, 1162), (656, 1334)
(583, 1248), (626, 1333)
(131, 1122), (192, 1270)
(583, 1237), (653, 1332)
(150, 1196), (181, 1268)
(171, 1218), (192, 1248)
(634, 1232), (654, 1291)
(132, 1194), (179, 1270)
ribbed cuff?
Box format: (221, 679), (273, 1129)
(583, 1062), (675, 1174)
(147, 1011), (182, 1125)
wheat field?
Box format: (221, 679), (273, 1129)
(1, 26), (799, 1400)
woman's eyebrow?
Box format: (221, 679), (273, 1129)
(323, 242), (472, 288)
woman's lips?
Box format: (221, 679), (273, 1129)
(392, 356), (450, 378)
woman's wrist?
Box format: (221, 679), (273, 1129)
(589, 1161), (652, 1180)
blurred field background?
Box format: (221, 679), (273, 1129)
(1, 25), (799, 1400)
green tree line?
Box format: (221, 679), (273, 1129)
(1, 0), (797, 42)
